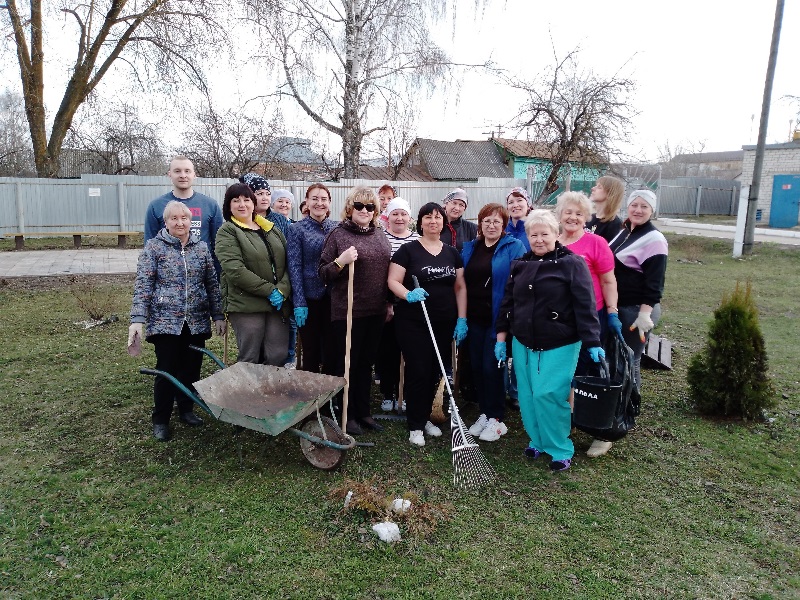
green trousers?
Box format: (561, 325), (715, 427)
(513, 338), (580, 461)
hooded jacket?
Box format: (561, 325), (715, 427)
(131, 228), (223, 339)
(462, 234), (526, 329)
(496, 243), (600, 351)
(215, 216), (291, 315)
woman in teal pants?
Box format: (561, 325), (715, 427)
(495, 210), (604, 472)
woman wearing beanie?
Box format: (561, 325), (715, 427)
(240, 172), (291, 239)
(319, 186), (392, 436)
(609, 189), (668, 396)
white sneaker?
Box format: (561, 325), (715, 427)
(283, 359), (297, 370)
(424, 421), (442, 437)
(468, 414), (489, 437)
(381, 398), (394, 412)
(397, 399), (405, 413)
(586, 439), (613, 457)
(409, 430), (425, 446)
(478, 418), (507, 442)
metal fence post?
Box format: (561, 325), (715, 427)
(729, 186), (736, 216)
(117, 181), (126, 230)
(695, 185), (703, 217)
(15, 181), (25, 233)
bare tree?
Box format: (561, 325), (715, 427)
(65, 101), (165, 174)
(178, 105), (283, 178)
(246, 0), (485, 178)
(364, 96), (418, 180)
(0, 89), (36, 176)
(1, 0), (220, 177)
(656, 139), (708, 178)
(512, 49), (636, 202)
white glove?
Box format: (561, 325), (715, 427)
(630, 311), (654, 342)
(214, 320), (227, 337)
(127, 323), (143, 356)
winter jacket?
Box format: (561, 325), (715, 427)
(505, 218), (530, 251)
(440, 216), (478, 251)
(130, 229), (223, 339)
(215, 217), (291, 315)
(264, 208), (291, 240)
(287, 216), (339, 308)
(319, 219), (392, 321)
(462, 234), (526, 329)
(496, 243), (601, 351)
(609, 219), (668, 307)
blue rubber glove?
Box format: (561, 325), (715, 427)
(454, 317), (468, 346)
(268, 289), (284, 310)
(588, 346), (606, 363)
(294, 306), (308, 328)
(405, 288), (429, 303)
(608, 312), (623, 335)
(494, 341), (507, 362)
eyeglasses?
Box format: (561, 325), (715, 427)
(353, 202), (376, 212)
(482, 219), (503, 227)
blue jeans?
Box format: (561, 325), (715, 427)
(466, 323), (506, 421)
(287, 316), (298, 362)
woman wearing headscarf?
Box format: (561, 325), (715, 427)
(287, 183), (338, 374)
(377, 197), (420, 412)
(240, 172), (291, 240)
(389, 202), (468, 447)
(319, 187), (392, 436)
(215, 182), (291, 366)
(462, 203), (525, 442)
(587, 175), (625, 243)
(495, 210), (604, 472)
(609, 189), (668, 396)
(129, 200), (225, 442)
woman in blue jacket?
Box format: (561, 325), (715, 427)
(462, 203), (526, 442)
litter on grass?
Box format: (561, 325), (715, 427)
(372, 522), (401, 543)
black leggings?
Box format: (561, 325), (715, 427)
(150, 323), (207, 424)
(330, 314), (385, 421)
(395, 317), (454, 431)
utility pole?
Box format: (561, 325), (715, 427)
(743, 0), (784, 255)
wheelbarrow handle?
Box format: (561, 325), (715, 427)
(189, 345), (226, 370)
(139, 368), (213, 416)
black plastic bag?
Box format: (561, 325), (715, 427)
(573, 331), (640, 442)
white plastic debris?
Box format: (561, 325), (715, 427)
(343, 490), (353, 508)
(390, 498), (412, 514)
(372, 521), (401, 543)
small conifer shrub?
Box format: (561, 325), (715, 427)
(687, 282), (776, 419)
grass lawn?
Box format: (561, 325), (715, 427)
(0, 235), (798, 599)
(0, 233), (145, 252)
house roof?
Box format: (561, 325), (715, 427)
(357, 165), (434, 182)
(408, 138), (510, 180)
(492, 138), (555, 159)
(673, 150), (744, 163)
(258, 137), (324, 165)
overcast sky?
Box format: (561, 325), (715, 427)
(2, 0), (798, 163)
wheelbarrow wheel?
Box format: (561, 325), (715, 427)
(299, 416), (349, 471)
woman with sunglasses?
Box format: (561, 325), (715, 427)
(319, 187), (392, 436)
(287, 184), (337, 374)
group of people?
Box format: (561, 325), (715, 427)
(129, 157), (668, 473)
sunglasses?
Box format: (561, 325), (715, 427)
(353, 202), (376, 212)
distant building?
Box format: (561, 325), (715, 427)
(741, 141), (800, 227)
(663, 150), (743, 180)
(254, 137), (330, 181)
(398, 138), (510, 181)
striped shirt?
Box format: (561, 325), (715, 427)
(383, 229), (420, 257)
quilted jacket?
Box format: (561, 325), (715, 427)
(130, 228), (223, 339)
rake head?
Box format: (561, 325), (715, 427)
(448, 396), (496, 489)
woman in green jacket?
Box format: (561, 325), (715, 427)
(215, 182), (291, 365)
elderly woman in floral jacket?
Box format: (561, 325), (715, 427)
(129, 200), (225, 442)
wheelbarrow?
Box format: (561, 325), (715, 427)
(139, 347), (355, 470)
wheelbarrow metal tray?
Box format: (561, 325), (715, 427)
(193, 362), (346, 436)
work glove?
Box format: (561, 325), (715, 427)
(630, 310), (654, 342)
(454, 317), (468, 346)
(494, 341), (507, 363)
(127, 323), (143, 357)
(608, 312), (623, 335)
(588, 346), (606, 363)
(294, 306), (308, 328)
(214, 320), (227, 337)
(405, 288), (429, 303)
(268, 289), (284, 311)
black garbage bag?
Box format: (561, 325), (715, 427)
(573, 331), (640, 442)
